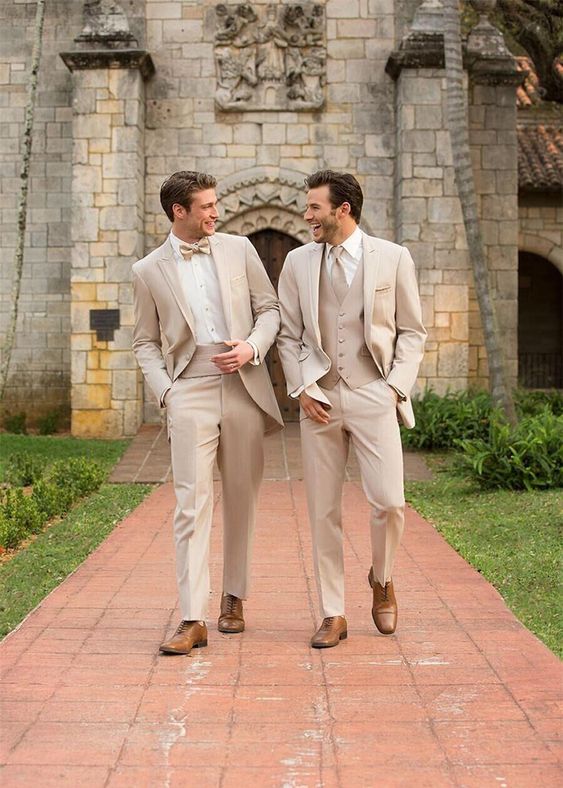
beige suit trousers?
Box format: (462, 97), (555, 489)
(300, 378), (405, 618)
(166, 372), (266, 620)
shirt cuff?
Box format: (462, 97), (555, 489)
(290, 384), (305, 398)
(247, 340), (260, 366)
(160, 386), (171, 408)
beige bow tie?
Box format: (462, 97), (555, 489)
(179, 237), (211, 260)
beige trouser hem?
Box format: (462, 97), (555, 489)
(300, 378), (405, 618)
(166, 373), (265, 620)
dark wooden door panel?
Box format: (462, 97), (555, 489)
(249, 230), (302, 421)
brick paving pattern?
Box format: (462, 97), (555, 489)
(1, 480), (560, 786)
(108, 423), (434, 484)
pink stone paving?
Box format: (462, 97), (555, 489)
(0, 481), (561, 787)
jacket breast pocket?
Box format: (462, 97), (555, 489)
(298, 347), (311, 362)
(375, 284), (392, 295)
(231, 274), (247, 286)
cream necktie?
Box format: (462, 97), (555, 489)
(179, 237), (211, 260)
(331, 245), (349, 304)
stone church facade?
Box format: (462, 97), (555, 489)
(1, 0), (561, 437)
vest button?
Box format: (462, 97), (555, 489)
(338, 338), (344, 343)
(338, 366), (343, 371)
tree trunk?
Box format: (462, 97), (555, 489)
(0, 0), (47, 402)
(442, 0), (517, 424)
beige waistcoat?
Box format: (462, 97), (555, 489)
(318, 256), (380, 390)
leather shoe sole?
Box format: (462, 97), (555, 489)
(311, 630), (347, 649)
(159, 639), (207, 655)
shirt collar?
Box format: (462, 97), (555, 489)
(169, 230), (209, 258)
(327, 225), (363, 260)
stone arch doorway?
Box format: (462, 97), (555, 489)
(249, 229), (302, 421)
(518, 251), (563, 388)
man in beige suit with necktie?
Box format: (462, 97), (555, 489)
(278, 170), (426, 648)
(133, 171), (282, 655)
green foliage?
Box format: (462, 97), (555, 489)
(3, 412), (27, 434)
(31, 479), (66, 520)
(0, 489), (43, 549)
(4, 452), (46, 487)
(0, 435), (128, 482)
(514, 388), (563, 418)
(45, 457), (106, 499)
(457, 410), (563, 490)
(37, 410), (61, 435)
(402, 389), (493, 449)
(0, 457), (106, 550)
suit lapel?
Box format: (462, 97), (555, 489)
(308, 243), (324, 344)
(156, 238), (196, 333)
(209, 234), (232, 332)
(362, 234), (385, 377)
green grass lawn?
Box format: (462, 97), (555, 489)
(0, 434), (152, 637)
(0, 434), (129, 480)
(406, 461), (563, 658)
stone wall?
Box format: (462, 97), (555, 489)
(0, 0), (80, 422)
(518, 195), (563, 275)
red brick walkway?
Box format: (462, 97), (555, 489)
(1, 482), (561, 787)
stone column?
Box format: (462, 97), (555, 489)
(387, 0), (471, 393)
(61, 8), (154, 438)
(465, 2), (521, 387)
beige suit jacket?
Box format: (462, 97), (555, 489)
(132, 233), (283, 434)
(277, 233), (426, 429)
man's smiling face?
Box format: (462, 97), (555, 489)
(174, 188), (219, 241)
(303, 185), (340, 245)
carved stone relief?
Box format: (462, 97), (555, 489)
(216, 167), (310, 241)
(214, 3), (326, 111)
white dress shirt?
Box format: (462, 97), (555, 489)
(326, 224), (364, 285)
(170, 231), (230, 344)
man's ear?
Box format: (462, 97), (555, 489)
(172, 203), (189, 219)
(339, 202), (352, 217)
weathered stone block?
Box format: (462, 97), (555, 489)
(438, 343), (468, 377)
(73, 383), (110, 410)
(434, 284), (468, 312)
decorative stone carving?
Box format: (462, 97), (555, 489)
(216, 167), (310, 240)
(75, 0), (137, 48)
(214, 3), (326, 111)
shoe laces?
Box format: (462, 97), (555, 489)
(224, 594), (238, 614)
(321, 617), (335, 630)
(176, 620), (193, 634)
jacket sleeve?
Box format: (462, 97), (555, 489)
(385, 246), (427, 396)
(277, 253), (306, 396)
(132, 267), (172, 406)
(243, 238), (280, 362)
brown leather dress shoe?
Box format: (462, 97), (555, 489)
(159, 620), (208, 655)
(368, 567), (398, 634)
(218, 593), (245, 634)
(310, 616), (348, 648)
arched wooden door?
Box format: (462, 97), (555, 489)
(249, 229), (302, 421)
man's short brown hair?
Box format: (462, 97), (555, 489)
(305, 170), (363, 222)
(160, 171), (217, 222)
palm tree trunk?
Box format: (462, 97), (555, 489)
(0, 0), (46, 401)
(442, 0), (517, 424)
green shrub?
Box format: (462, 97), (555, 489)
(402, 389), (494, 450)
(3, 412), (27, 435)
(44, 457), (105, 500)
(457, 410), (563, 490)
(31, 479), (67, 520)
(37, 410), (61, 435)
(0, 489), (43, 549)
(515, 389), (563, 418)
(4, 452), (46, 487)
(0, 458), (106, 551)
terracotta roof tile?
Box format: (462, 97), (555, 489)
(516, 56), (543, 108)
(518, 124), (563, 192)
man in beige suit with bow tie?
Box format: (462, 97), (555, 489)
(133, 171), (282, 655)
(278, 170), (426, 648)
